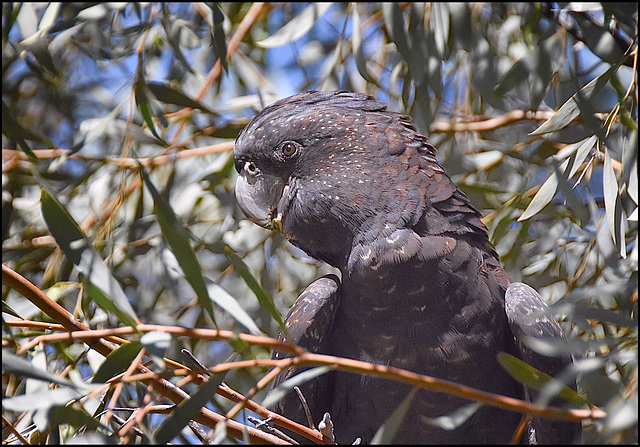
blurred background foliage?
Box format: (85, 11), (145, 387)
(2, 2), (637, 444)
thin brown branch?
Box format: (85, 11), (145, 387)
(5, 319), (67, 331)
(429, 110), (612, 133)
(15, 324), (305, 358)
(1, 141), (235, 170)
(288, 352), (605, 423)
(2, 413), (31, 445)
(1, 264), (289, 445)
(16, 319), (604, 424)
(430, 110), (555, 133)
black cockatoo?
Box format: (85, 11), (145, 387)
(233, 91), (580, 444)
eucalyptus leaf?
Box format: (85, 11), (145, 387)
(92, 341), (143, 383)
(257, 3), (333, 48)
(530, 65), (617, 135)
(497, 353), (585, 405)
(3, 351), (80, 389)
(371, 388), (418, 444)
(40, 188), (139, 328)
(139, 165), (216, 326)
(224, 245), (285, 331)
(3, 387), (86, 412)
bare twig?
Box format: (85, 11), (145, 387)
(294, 386), (316, 430)
(1, 141), (235, 171)
(249, 415), (300, 445)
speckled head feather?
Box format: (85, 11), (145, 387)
(234, 90), (450, 270)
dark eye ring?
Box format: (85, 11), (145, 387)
(281, 141), (298, 157)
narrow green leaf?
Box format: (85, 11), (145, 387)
(257, 3), (333, 48)
(29, 35), (59, 76)
(382, 3), (411, 60)
(134, 78), (164, 141)
(518, 158), (570, 221)
(406, 5), (428, 86)
(92, 341), (143, 383)
(497, 352), (585, 405)
(2, 100), (38, 160)
(223, 245), (285, 331)
(139, 166), (216, 326)
(603, 148), (626, 258)
(530, 65), (616, 135)
(209, 2), (228, 71)
(40, 188), (139, 328)
(146, 82), (214, 114)
(371, 387), (418, 444)
(81, 278), (138, 329)
(494, 55), (531, 98)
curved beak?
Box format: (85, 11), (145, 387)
(235, 169), (286, 231)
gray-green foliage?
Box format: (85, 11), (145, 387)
(2, 3), (637, 444)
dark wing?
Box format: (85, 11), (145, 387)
(505, 282), (581, 444)
(269, 274), (341, 429)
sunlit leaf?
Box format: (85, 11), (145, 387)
(430, 3), (449, 57)
(92, 341), (143, 383)
(257, 3), (333, 48)
(141, 331), (172, 371)
(206, 280), (262, 336)
(3, 387), (86, 412)
(41, 188), (140, 328)
(530, 65), (616, 135)
(518, 157), (571, 221)
(2, 351), (79, 389)
(567, 136), (597, 179)
(603, 147), (626, 258)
